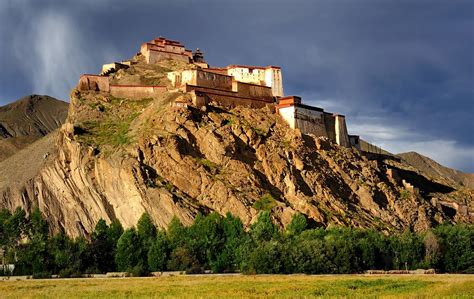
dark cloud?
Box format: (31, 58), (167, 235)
(1, 0), (473, 171)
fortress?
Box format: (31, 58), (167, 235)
(78, 37), (359, 148)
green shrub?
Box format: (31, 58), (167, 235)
(253, 194), (277, 211)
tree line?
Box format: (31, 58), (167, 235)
(0, 207), (473, 277)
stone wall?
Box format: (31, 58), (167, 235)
(196, 71), (233, 91)
(277, 102), (328, 138)
(147, 50), (190, 64)
(323, 112), (336, 142)
(232, 81), (273, 102)
(109, 85), (167, 99)
(78, 75), (110, 92)
(184, 86), (273, 108)
(334, 114), (350, 147)
(295, 105), (328, 138)
(168, 70), (233, 91)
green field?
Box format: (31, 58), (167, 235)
(0, 274), (473, 298)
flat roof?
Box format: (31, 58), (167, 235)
(277, 102), (325, 112)
(226, 64), (281, 70)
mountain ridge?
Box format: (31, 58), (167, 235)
(397, 151), (474, 189)
(0, 95), (68, 161)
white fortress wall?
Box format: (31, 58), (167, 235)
(278, 106), (296, 129)
(264, 68), (284, 97)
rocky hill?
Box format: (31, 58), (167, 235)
(0, 95), (68, 161)
(397, 152), (474, 189)
(0, 58), (472, 237)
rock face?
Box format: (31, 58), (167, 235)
(0, 63), (471, 237)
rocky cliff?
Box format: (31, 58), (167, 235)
(0, 60), (471, 237)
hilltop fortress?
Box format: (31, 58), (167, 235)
(78, 37), (358, 149)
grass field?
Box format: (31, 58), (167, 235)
(0, 274), (473, 298)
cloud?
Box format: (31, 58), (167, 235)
(348, 118), (474, 172)
(5, 2), (119, 101)
(12, 12), (85, 99)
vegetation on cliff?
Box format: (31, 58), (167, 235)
(1, 208), (472, 277)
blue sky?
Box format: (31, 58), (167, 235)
(0, 0), (473, 172)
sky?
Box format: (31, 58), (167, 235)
(0, 0), (473, 172)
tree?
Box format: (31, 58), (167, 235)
(434, 225), (474, 273)
(137, 213), (156, 242)
(242, 241), (282, 274)
(115, 228), (144, 272)
(167, 216), (187, 249)
(85, 219), (120, 273)
(390, 230), (424, 270)
(285, 237), (329, 274)
(0, 209), (12, 246)
(23, 208), (51, 275)
(5, 207), (27, 247)
(167, 246), (198, 272)
(285, 213), (307, 236)
(147, 231), (169, 272)
(107, 219), (124, 245)
(250, 211), (279, 242)
(188, 213), (224, 269)
(423, 230), (440, 268)
(216, 213), (248, 272)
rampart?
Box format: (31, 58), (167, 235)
(276, 96), (350, 147)
(232, 81), (273, 102)
(185, 85), (273, 108)
(168, 70), (233, 91)
(109, 85), (167, 98)
(78, 75), (110, 92)
(277, 97), (328, 139)
(77, 75), (168, 99)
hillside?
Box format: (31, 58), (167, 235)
(398, 152), (474, 189)
(0, 49), (472, 237)
(0, 95), (68, 161)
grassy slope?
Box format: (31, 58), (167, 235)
(0, 275), (472, 298)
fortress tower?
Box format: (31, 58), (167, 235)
(226, 65), (284, 97)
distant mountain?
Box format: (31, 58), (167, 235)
(397, 151), (474, 189)
(0, 95), (68, 161)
